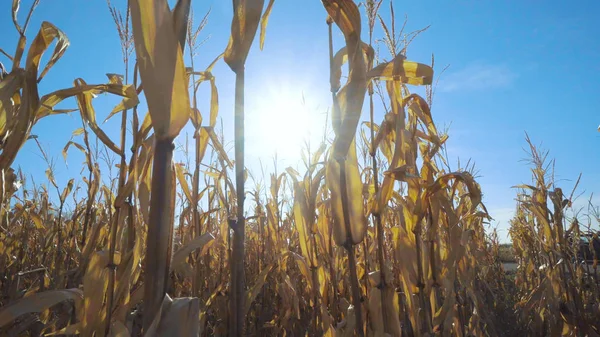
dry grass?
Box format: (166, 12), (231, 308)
(0, 0), (597, 336)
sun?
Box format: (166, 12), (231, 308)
(246, 84), (327, 166)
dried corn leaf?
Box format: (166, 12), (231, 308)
(0, 289), (82, 329)
(144, 294), (200, 337)
(324, 0), (367, 159)
(292, 179), (316, 266)
(259, 0), (275, 50)
(171, 233), (214, 273)
(224, 0), (266, 73)
(367, 53), (433, 85)
(244, 263), (275, 316)
(175, 162), (193, 204)
(129, 0), (191, 140)
(326, 141), (367, 245)
(426, 172), (482, 212)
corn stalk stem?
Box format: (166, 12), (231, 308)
(338, 158), (364, 337)
(105, 70), (129, 334)
(369, 88), (391, 333)
(142, 138), (175, 333)
(230, 68), (246, 337)
(52, 200), (65, 287)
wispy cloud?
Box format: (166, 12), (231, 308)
(439, 62), (518, 92)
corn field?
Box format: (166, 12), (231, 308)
(0, 0), (598, 336)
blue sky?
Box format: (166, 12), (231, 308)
(2, 0), (599, 242)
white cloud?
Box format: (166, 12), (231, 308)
(439, 62), (518, 93)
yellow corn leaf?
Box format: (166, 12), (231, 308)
(82, 250), (120, 337)
(326, 141), (367, 245)
(383, 165), (419, 182)
(323, 0), (367, 159)
(129, 0), (191, 141)
(11, 0), (20, 33)
(72, 127), (84, 136)
(288, 251), (312, 289)
(104, 91), (139, 124)
(368, 271), (401, 336)
(367, 53), (433, 85)
(259, 0), (275, 50)
(114, 224), (144, 320)
(293, 179), (316, 266)
(405, 94), (440, 144)
(10, 32), (24, 69)
(194, 128), (211, 169)
(375, 109), (405, 215)
(171, 233), (214, 273)
(224, 0), (266, 73)
(426, 172), (482, 212)
(174, 163), (193, 204)
(330, 42), (374, 93)
(60, 178), (74, 202)
(0, 288), (82, 329)
(190, 107), (202, 130)
(209, 77), (219, 128)
(37, 82), (137, 120)
(244, 263), (275, 316)
(144, 294), (200, 337)
(0, 21), (71, 169)
(0, 69), (25, 129)
(33, 23), (70, 83)
(134, 112), (153, 150)
(73, 79), (122, 155)
(206, 127), (233, 167)
(29, 213), (44, 229)
(106, 73), (124, 85)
